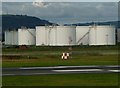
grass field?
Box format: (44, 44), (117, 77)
(2, 74), (118, 86)
(2, 45), (119, 87)
(2, 45), (119, 67)
(2, 55), (118, 67)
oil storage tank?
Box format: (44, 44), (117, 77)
(76, 26), (90, 45)
(56, 26), (76, 46)
(36, 26), (76, 46)
(36, 26), (48, 46)
(36, 26), (57, 46)
(5, 28), (36, 45)
(5, 29), (18, 45)
(89, 25), (116, 45)
(5, 30), (12, 45)
(48, 26), (57, 46)
(117, 29), (120, 42)
(18, 28), (36, 45)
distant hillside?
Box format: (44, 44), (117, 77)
(65, 21), (120, 28)
(0, 14), (56, 41)
(1, 14), (55, 31)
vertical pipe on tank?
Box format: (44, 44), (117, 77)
(45, 26), (47, 45)
(88, 26), (91, 45)
(55, 26), (57, 45)
(106, 34), (108, 45)
(94, 25), (97, 45)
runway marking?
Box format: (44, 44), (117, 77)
(57, 66), (100, 68)
(19, 66), (102, 70)
(19, 67), (66, 69)
(3, 69), (120, 76)
(3, 65), (119, 70)
(105, 65), (120, 67)
(53, 69), (103, 72)
(108, 70), (120, 72)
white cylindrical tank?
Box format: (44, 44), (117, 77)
(89, 25), (116, 45)
(36, 26), (56, 46)
(36, 26), (76, 46)
(76, 26), (90, 45)
(12, 30), (18, 45)
(56, 26), (76, 46)
(36, 26), (48, 46)
(36, 26), (59, 46)
(117, 29), (120, 42)
(5, 30), (11, 45)
(5, 30), (18, 45)
(48, 26), (57, 46)
(18, 28), (36, 45)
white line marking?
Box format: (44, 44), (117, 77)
(57, 66), (100, 68)
(19, 67), (66, 69)
(105, 65), (120, 67)
(108, 70), (120, 72)
(53, 69), (103, 72)
(19, 66), (101, 70)
(4, 65), (120, 70)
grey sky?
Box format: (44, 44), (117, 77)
(1, 0), (119, 2)
(2, 2), (118, 24)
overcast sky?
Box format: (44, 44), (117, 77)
(1, 0), (120, 2)
(2, 2), (118, 24)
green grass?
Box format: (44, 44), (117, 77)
(2, 74), (118, 86)
(2, 46), (119, 87)
(2, 45), (119, 67)
(2, 45), (118, 52)
(2, 55), (118, 67)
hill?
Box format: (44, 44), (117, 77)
(65, 21), (120, 28)
(0, 14), (56, 41)
(1, 14), (54, 31)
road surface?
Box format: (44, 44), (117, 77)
(2, 65), (120, 76)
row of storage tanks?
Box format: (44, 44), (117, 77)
(5, 29), (36, 45)
(5, 25), (120, 46)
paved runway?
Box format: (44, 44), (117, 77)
(2, 65), (120, 76)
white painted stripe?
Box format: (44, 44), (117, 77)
(53, 69), (103, 72)
(108, 70), (120, 72)
(15, 65), (120, 70)
(59, 66), (99, 68)
(105, 66), (120, 68)
(19, 66), (66, 69)
(19, 66), (100, 69)
(30, 72), (56, 75)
